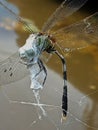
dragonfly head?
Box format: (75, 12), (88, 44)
(19, 34), (37, 63)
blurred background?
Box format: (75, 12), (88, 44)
(0, 0), (98, 130)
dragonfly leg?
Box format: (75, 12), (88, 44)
(54, 50), (68, 118)
(38, 59), (47, 86)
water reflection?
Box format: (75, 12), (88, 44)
(0, 0), (19, 54)
(0, 0), (98, 130)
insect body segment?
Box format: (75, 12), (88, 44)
(19, 32), (68, 116)
(19, 33), (52, 64)
(19, 33), (55, 90)
(2, 0), (97, 119)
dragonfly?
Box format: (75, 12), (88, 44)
(0, 0), (98, 119)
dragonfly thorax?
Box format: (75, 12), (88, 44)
(19, 33), (52, 64)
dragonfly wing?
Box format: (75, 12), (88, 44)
(0, 0), (39, 33)
(0, 1), (42, 86)
(0, 52), (30, 86)
(42, 0), (88, 32)
(52, 12), (98, 52)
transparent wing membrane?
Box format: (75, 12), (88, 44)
(0, 0), (98, 130)
(0, 51), (47, 88)
(52, 12), (98, 52)
(0, 52), (29, 86)
(0, 0), (39, 33)
(42, 0), (88, 32)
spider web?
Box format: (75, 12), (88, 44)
(1, 64), (98, 130)
(0, 48), (98, 130)
(0, 1), (98, 130)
